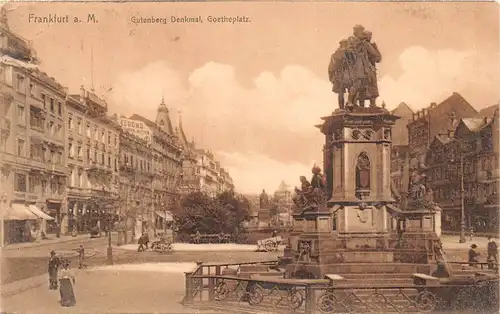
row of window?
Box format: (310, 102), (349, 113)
(433, 183), (498, 201)
(68, 142), (119, 170)
(13, 71), (64, 116)
(68, 115), (118, 148)
(13, 173), (63, 194)
(29, 110), (64, 140)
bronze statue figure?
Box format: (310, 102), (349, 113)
(293, 165), (327, 208)
(259, 189), (269, 209)
(328, 25), (382, 110)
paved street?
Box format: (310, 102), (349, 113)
(1, 234), (281, 284)
(1, 264), (210, 313)
(1, 234), (493, 286)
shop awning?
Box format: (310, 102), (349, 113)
(2, 203), (39, 221)
(27, 205), (55, 220)
(155, 211), (173, 221)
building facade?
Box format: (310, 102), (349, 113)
(1, 17), (69, 245)
(425, 107), (499, 233)
(192, 149), (234, 197)
(0, 11), (236, 245)
(407, 93), (478, 166)
(273, 180), (293, 226)
(128, 99), (184, 231)
(66, 87), (120, 234)
(118, 127), (154, 235)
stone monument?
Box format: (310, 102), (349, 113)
(284, 25), (443, 279)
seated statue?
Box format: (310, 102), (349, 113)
(293, 176), (313, 208)
(293, 166), (327, 209)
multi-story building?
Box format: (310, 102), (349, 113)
(1, 17), (68, 245)
(219, 168), (235, 192)
(118, 128), (154, 237)
(195, 149), (220, 197)
(128, 98), (183, 232)
(391, 102), (414, 147)
(389, 102), (414, 196)
(176, 115), (199, 196)
(425, 106), (499, 233)
(407, 92), (478, 166)
(273, 180), (293, 226)
(65, 87), (120, 234)
(390, 145), (411, 195)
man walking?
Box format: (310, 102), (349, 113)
(487, 236), (498, 269)
(48, 251), (60, 290)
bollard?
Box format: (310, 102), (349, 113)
(183, 271), (193, 304)
(305, 286), (316, 314)
(208, 277), (215, 301)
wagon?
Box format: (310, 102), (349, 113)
(257, 236), (283, 252)
(151, 241), (172, 253)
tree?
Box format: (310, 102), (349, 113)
(175, 191), (251, 242)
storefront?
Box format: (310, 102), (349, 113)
(154, 210), (173, 234)
(45, 201), (61, 235)
(1, 202), (54, 245)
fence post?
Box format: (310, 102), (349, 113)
(208, 277), (215, 301)
(215, 265), (221, 285)
(305, 285), (316, 314)
(183, 271), (193, 304)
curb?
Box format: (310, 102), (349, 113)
(2, 233), (120, 251)
(2, 237), (91, 251)
(0, 274), (47, 298)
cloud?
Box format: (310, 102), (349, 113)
(378, 46), (479, 110)
(216, 151), (316, 195)
(107, 46), (492, 193)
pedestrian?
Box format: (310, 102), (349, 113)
(76, 245), (85, 269)
(272, 230), (278, 238)
(144, 232), (150, 249)
(48, 250), (60, 290)
(468, 244), (480, 267)
(487, 236), (498, 269)
(59, 259), (76, 307)
(137, 233), (146, 252)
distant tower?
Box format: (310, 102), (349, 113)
(155, 97), (174, 135)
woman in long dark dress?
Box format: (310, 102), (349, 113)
(48, 251), (60, 290)
(59, 260), (76, 307)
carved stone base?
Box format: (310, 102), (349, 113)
(285, 230), (439, 279)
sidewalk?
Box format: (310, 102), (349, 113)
(0, 273), (47, 297)
(1, 266), (197, 313)
(441, 234), (493, 251)
(1, 232), (117, 251)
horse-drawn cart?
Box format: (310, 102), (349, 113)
(257, 236), (283, 252)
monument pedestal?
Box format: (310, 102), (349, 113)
(284, 107), (442, 279)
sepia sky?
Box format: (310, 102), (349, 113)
(4, 1), (500, 194)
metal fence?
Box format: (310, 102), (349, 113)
(182, 261), (499, 313)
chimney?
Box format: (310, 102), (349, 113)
(430, 102), (437, 108)
(80, 85), (85, 101)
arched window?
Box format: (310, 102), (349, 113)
(355, 152), (371, 199)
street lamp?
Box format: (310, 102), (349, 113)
(107, 214), (113, 265)
(448, 138), (473, 244)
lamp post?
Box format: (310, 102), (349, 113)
(449, 138), (470, 244)
(107, 213), (113, 265)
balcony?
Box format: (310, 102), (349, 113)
(30, 123), (45, 135)
(0, 117), (10, 132)
(29, 158), (46, 171)
(28, 94), (44, 110)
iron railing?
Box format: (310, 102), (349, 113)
(182, 261), (499, 313)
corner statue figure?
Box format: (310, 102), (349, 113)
(328, 24), (382, 110)
(259, 189), (270, 209)
(293, 165), (327, 209)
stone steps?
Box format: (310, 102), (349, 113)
(320, 263), (428, 274)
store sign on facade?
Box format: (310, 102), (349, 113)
(118, 118), (152, 144)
